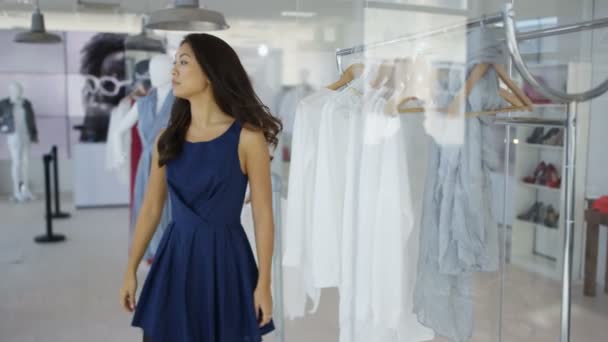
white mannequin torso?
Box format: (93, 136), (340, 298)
(108, 54), (173, 167)
(117, 83), (171, 134)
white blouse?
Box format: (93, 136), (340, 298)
(283, 88), (335, 318)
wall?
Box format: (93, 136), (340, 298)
(586, 0), (608, 289)
(586, 1), (608, 198)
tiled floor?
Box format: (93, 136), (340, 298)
(1, 195), (607, 342)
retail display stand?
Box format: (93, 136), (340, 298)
(35, 152), (66, 244)
(50, 145), (70, 219)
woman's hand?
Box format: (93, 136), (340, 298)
(120, 270), (138, 313)
(254, 284), (273, 327)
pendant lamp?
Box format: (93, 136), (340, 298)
(145, 0), (229, 32)
(14, 1), (62, 44)
(125, 16), (166, 52)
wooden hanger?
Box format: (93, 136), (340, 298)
(326, 63), (365, 91)
(370, 61), (395, 89)
(397, 63), (534, 116)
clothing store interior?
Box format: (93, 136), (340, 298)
(2, 0), (608, 341)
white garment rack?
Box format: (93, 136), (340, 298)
(334, 5), (608, 342)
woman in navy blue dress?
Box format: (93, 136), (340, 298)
(119, 33), (282, 342)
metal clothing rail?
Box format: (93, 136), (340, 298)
(335, 10), (608, 74)
(504, 4), (608, 102)
(335, 13), (504, 72)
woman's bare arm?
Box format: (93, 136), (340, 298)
(126, 133), (168, 274)
(240, 126), (275, 325)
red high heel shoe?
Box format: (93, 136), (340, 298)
(544, 164), (561, 188)
(523, 161), (546, 184)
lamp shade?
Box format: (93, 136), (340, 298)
(14, 7), (62, 44)
(145, 0), (229, 32)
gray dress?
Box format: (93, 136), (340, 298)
(131, 88), (174, 261)
(413, 27), (504, 341)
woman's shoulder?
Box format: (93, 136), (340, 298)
(239, 123), (266, 145)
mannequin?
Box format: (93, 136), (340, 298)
(113, 54), (174, 262)
(0, 82), (38, 202)
(106, 60), (151, 183)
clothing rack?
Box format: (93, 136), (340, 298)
(335, 11), (608, 74)
(335, 13), (504, 72)
(334, 5), (608, 342)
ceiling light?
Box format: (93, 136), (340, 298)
(14, 2), (62, 44)
(125, 15), (166, 52)
(281, 11), (318, 18)
(257, 44), (269, 57)
(146, 0), (229, 32)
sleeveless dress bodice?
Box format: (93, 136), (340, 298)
(132, 120), (275, 342)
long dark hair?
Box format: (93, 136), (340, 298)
(157, 34), (282, 165)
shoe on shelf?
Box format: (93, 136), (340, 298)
(554, 129), (564, 146)
(540, 128), (560, 145)
(544, 205), (560, 228)
(523, 161), (547, 184)
(517, 202), (543, 222)
(543, 128), (563, 146)
(536, 204), (547, 224)
(544, 163), (561, 188)
(526, 127), (545, 144)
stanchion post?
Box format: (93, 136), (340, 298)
(35, 153), (66, 244)
(51, 145), (70, 219)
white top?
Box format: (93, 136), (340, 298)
(284, 80), (433, 342)
(308, 85), (360, 289)
(283, 88), (335, 318)
(105, 97), (133, 183)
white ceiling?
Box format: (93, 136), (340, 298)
(0, 0), (357, 41)
(0, 0), (354, 22)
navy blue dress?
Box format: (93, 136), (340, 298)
(132, 120), (275, 341)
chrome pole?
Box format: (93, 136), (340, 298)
(499, 1), (515, 338)
(559, 103), (577, 342)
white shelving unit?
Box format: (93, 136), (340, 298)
(519, 142), (564, 151)
(518, 182), (562, 194)
(508, 62), (592, 284)
(511, 98), (567, 280)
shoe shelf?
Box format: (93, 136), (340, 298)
(518, 182), (561, 194)
(494, 117), (566, 128)
(516, 218), (559, 231)
(519, 142), (563, 151)
(508, 62), (590, 282)
(533, 103), (568, 109)
(511, 107), (566, 279)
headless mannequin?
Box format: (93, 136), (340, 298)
(112, 54), (174, 263)
(6, 82), (36, 202)
(113, 54), (173, 157)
